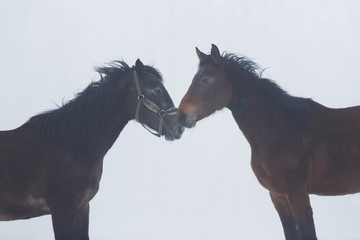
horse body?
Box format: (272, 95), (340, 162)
(0, 128), (51, 221)
(308, 104), (360, 196)
(178, 44), (360, 239)
(235, 99), (360, 197)
(0, 59), (183, 239)
(1, 125), (110, 211)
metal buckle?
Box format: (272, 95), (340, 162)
(159, 110), (166, 118)
(137, 94), (145, 101)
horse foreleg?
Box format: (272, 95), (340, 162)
(75, 204), (90, 240)
(286, 191), (317, 240)
(49, 201), (77, 240)
(270, 191), (300, 240)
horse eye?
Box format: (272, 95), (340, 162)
(202, 78), (210, 84)
(153, 87), (163, 95)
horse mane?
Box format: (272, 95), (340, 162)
(223, 53), (264, 79)
(222, 52), (312, 115)
(22, 61), (133, 149)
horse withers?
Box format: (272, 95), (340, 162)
(0, 59), (183, 240)
(178, 44), (360, 240)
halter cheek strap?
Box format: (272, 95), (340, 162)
(134, 70), (143, 122)
(133, 70), (177, 137)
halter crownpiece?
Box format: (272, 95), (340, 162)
(133, 70), (177, 137)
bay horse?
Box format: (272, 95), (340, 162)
(0, 59), (183, 240)
(178, 44), (360, 240)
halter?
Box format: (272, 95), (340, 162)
(134, 70), (177, 137)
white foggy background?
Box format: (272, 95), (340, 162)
(1, 0), (360, 239)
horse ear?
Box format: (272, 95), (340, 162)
(135, 58), (144, 73)
(211, 44), (221, 64)
(196, 47), (207, 61)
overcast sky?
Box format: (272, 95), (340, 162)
(1, 0), (360, 239)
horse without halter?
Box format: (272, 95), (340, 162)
(178, 44), (360, 240)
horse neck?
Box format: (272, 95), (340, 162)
(227, 71), (308, 148)
(24, 74), (133, 158)
(75, 78), (132, 157)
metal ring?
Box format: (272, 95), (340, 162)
(159, 110), (166, 117)
(137, 94), (145, 101)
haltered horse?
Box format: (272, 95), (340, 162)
(0, 59), (183, 240)
(178, 44), (360, 239)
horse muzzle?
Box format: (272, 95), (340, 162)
(177, 109), (197, 128)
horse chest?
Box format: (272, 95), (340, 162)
(251, 157), (280, 193)
(75, 161), (103, 208)
(250, 153), (304, 194)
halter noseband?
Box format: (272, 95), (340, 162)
(134, 70), (177, 137)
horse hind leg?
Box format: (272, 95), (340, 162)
(270, 191), (300, 240)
